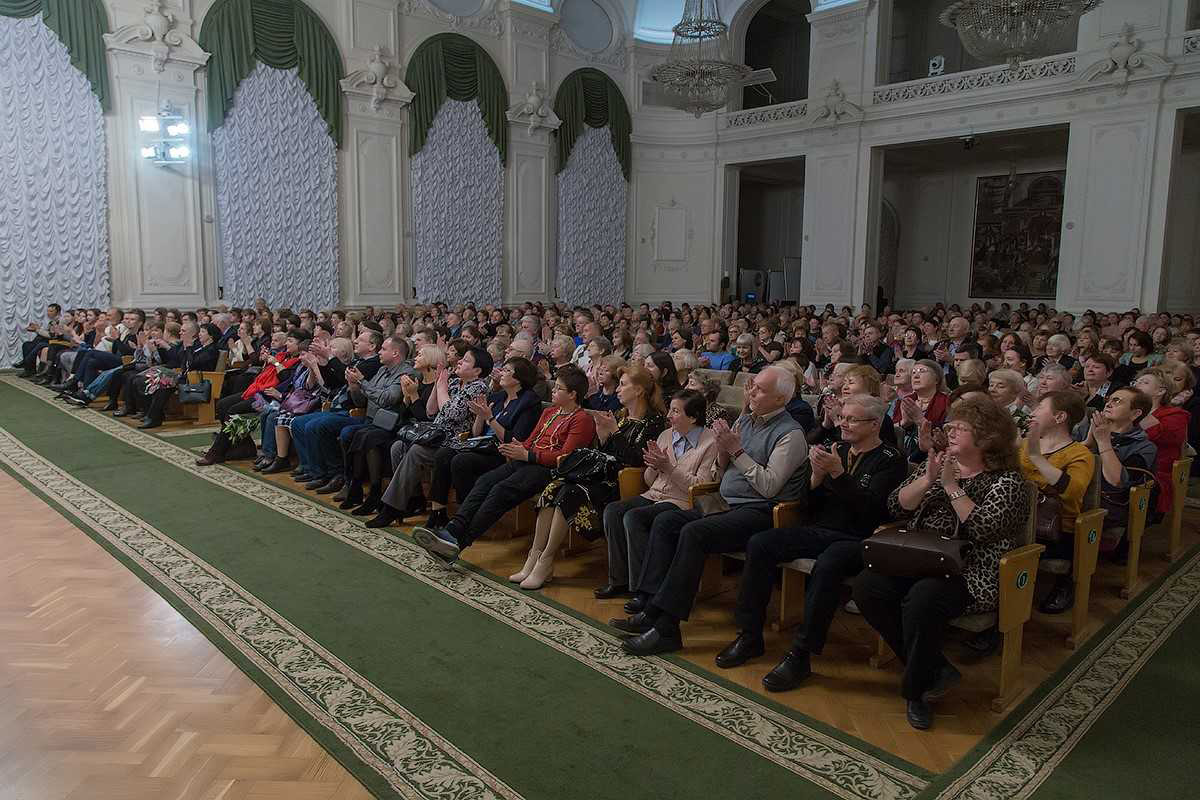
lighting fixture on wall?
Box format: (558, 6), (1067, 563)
(939, 0), (1102, 69)
(651, 0), (751, 117)
(138, 102), (191, 166)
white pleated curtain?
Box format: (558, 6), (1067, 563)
(556, 125), (627, 307)
(213, 63), (338, 310)
(410, 99), (504, 305)
(0, 14), (109, 365)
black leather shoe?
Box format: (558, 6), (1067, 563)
(593, 583), (631, 600)
(365, 507), (399, 528)
(63, 393), (90, 406)
(352, 496), (381, 516)
(715, 633), (765, 669)
(960, 628), (1001, 660)
(622, 628), (683, 656)
(261, 458), (291, 475)
(1039, 577), (1075, 614)
(906, 699), (933, 730)
(609, 612), (654, 635)
(292, 473), (316, 484)
(922, 663), (962, 703)
(316, 476), (344, 495)
(624, 595), (647, 615)
(762, 650), (812, 692)
(289, 465), (306, 476)
(304, 477), (329, 490)
(338, 493), (364, 510)
(137, 419), (162, 429)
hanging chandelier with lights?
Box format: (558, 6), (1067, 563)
(651, 0), (751, 117)
(939, 0), (1103, 69)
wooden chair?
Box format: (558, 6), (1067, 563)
(183, 351), (228, 426)
(1036, 463), (1106, 648)
(687, 482), (805, 604)
(872, 480), (1045, 711)
(694, 368), (734, 386)
(1166, 458), (1193, 561)
(1120, 482), (1155, 599)
(732, 371), (753, 388)
(717, 384), (745, 412)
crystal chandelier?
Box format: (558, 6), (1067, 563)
(652, 0), (751, 117)
(939, 0), (1103, 69)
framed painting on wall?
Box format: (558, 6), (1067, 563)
(968, 169), (1065, 299)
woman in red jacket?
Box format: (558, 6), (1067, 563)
(214, 330), (307, 421)
(413, 365), (597, 563)
(1134, 367), (1189, 518)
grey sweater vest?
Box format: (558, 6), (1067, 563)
(720, 411), (806, 505)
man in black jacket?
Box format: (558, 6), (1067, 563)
(713, 393), (907, 689)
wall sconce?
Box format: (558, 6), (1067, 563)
(139, 102), (191, 166)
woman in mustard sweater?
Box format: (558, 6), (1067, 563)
(1020, 390), (1096, 614)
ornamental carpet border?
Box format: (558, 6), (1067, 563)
(0, 427), (518, 800)
(0, 377), (925, 800)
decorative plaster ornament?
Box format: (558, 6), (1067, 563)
(809, 80), (862, 125)
(506, 81), (562, 133)
(105, 1), (190, 72)
(1079, 24), (1173, 95)
(341, 47), (414, 111)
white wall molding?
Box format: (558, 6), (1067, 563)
(104, 2), (210, 308)
(1078, 23), (1175, 95)
(341, 46), (415, 114)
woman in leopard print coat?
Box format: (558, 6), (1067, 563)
(853, 396), (1029, 729)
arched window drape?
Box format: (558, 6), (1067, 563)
(553, 69), (630, 306)
(405, 33), (507, 304)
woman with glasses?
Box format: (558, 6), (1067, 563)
(892, 358), (949, 461)
(422, 357), (543, 530)
(854, 395), (1028, 731)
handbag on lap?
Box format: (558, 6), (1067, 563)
(396, 420), (447, 447)
(861, 496), (971, 580)
(178, 380), (212, 404)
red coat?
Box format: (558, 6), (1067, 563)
(1147, 405), (1189, 513)
(522, 407), (596, 467)
(242, 354), (301, 400)
(891, 391), (949, 428)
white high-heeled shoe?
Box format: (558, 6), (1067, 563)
(520, 552), (556, 590)
(509, 549), (542, 583)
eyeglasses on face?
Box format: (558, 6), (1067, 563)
(835, 415), (876, 425)
(943, 422), (974, 435)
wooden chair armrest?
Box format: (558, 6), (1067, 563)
(871, 521), (906, 536)
(998, 543), (1046, 633)
(619, 467), (647, 500)
(349, 408), (366, 419)
(1072, 508), (1107, 580)
(687, 482), (720, 507)
(773, 500), (805, 528)
(120, 355), (134, 365)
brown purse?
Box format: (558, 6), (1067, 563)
(861, 497), (971, 580)
(1034, 490), (1064, 544)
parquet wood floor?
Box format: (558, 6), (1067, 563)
(0, 470), (374, 800)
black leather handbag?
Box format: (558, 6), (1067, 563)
(861, 497), (971, 580)
(178, 379), (212, 404)
(372, 409), (402, 433)
(397, 421), (447, 448)
(552, 448), (618, 484)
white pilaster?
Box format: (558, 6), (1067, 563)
(103, 0), (211, 308)
(341, 39), (414, 306)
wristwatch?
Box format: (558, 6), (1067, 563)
(946, 489), (967, 502)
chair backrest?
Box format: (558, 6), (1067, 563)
(214, 350), (229, 372)
(801, 394), (821, 410)
(717, 384), (745, 412)
(733, 371), (752, 388)
(695, 368), (733, 386)
(1084, 457), (1101, 511)
(1019, 479), (1039, 546)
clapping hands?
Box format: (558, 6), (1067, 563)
(643, 440), (670, 471)
(711, 418), (741, 454)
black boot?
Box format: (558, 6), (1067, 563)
(339, 482), (364, 510)
(352, 493), (382, 516)
(195, 432), (233, 466)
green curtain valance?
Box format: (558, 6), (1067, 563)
(553, 68), (631, 181)
(199, 0), (344, 147)
(405, 33), (508, 166)
(0, 0), (110, 110)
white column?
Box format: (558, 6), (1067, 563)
(103, 3), (210, 308)
(799, 0), (875, 308)
(502, 6), (559, 303)
(340, 46), (414, 307)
